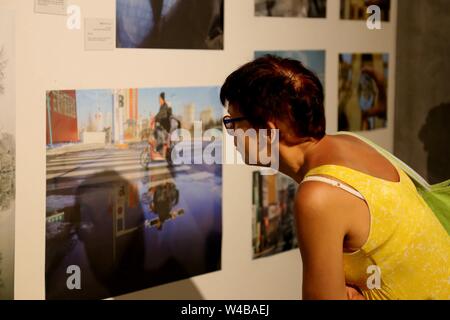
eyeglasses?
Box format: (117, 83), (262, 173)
(222, 115), (247, 134)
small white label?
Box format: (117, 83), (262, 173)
(35, 0), (67, 16)
(85, 18), (115, 51)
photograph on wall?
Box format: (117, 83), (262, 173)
(339, 53), (388, 132)
(255, 50), (325, 87)
(255, 0), (327, 18)
(0, 9), (15, 301)
(252, 172), (298, 259)
(116, 0), (224, 50)
(45, 86), (223, 299)
(340, 0), (390, 21)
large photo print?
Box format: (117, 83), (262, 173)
(340, 0), (390, 21)
(339, 53), (389, 132)
(117, 0), (224, 49)
(46, 86), (223, 299)
(255, 0), (327, 18)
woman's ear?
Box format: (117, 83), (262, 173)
(266, 120), (279, 144)
(267, 120), (277, 130)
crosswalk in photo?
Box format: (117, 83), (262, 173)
(45, 144), (222, 300)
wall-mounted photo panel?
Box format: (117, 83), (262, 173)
(0, 9), (15, 301)
(252, 172), (298, 259)
(339, 53), (389, 132)
(116, 0), (224, 50)
(255, 0), (327, 18)
(255, 50), (325, 87)
(45, 86), (223, 299)
(340, 0), (390, 21)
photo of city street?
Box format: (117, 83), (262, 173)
(252, 172), (298, 259)
(45, 87), (223, 299)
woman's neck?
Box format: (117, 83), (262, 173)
(278, 135), (329, 183)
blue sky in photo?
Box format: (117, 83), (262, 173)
(138, 86), (223, 120)
(76, 89), (113, 129)
(73, 86), (223, 129)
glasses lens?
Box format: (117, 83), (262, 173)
(223, 116), (234, 135)
(223, 116), (231, 128)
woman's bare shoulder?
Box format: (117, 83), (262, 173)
(295, 174), (368, 249)
(312, 134), (400, 183)
(295, 178), (356, 218)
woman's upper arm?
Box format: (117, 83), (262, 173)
(295, 183), (349, 300)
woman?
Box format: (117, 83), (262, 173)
(220, 55), (450, 300)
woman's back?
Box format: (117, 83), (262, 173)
(302, 134), (450, 300)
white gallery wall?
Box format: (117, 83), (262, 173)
(1, 0), (397, 299)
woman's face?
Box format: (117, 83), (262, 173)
(228, 104), (251, 158)
(227, 104), (274, 167)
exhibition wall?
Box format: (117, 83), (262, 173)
(0, 0), (398, 300)
(395, 0), (450, 185)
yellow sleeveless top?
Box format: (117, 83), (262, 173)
(304, 163), (450, 300)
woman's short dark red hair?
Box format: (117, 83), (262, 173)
(220, 55), (326, 140)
